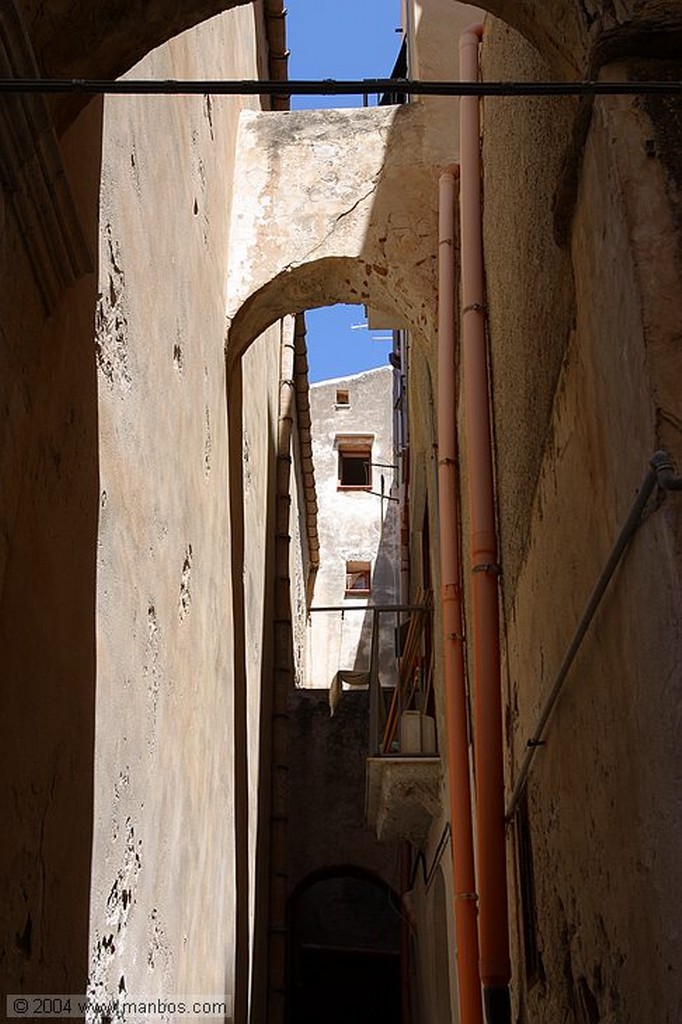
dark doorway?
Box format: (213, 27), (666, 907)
(288, 870), (402, 1024)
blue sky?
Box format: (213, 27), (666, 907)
(286, 0), (401, 383)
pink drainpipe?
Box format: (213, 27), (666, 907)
(437, 165), (483, 1024)
(459, 23), (512, 1024)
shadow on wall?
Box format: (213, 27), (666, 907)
(352, 493), (401, 681)
(0, 98), (103, 1000)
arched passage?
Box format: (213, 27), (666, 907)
(224, 102), (450, 371)
(226, 280), (416, 1023)
(223, 95), (444, 1020)
(227, 256), (429, 373)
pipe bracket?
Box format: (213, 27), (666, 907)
(651, 449), (682, 491)
(472, 562), (501, 575)
(462, 301), (486, 314)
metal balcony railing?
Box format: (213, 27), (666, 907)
(378, 589), (434, 756)
(309, 590), (434, 755)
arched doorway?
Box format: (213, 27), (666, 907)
(288, 868), (402, 1024)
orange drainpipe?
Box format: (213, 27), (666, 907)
(437, 165), (483, 1024)
(459, 24), (512, 1024)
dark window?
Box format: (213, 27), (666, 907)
(338, 448), (371, 489)
(335, 389), (350, 407)
(516, 792), (543, 986)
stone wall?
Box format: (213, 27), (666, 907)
(286, 689), (396, 895)
(89, 6), (280, 1014)
(0, 94), (103, 1003)
(480, 16), (682, 1024)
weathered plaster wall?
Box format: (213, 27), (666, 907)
(480, 21), (576, 605)
(306, 366), (399, 692)
(242, 321), (282, 990)
(403, 293), (464, 1024)
(286, 689), (396, 895)
(15, 0), (253, 133)
(90, 7), (277, 1012)
(392, 8), (681, 1023)
(480, 16), (682, 1024)
(0, 95), (103, 1001)
(411, 860), (459, 1024)
(406, 1), (485, 161)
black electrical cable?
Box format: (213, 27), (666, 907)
(0, 77), (681, 97)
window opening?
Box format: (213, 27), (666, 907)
(516, 791), (543, 986)
(335, 389), (350, 407)
(345, 561), (371, 595)
(338, 446), (372, 489)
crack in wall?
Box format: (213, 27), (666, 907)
(286, 180), (379, 272)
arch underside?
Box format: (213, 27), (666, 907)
(227, 256), (426, 370)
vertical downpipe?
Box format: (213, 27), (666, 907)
(400, 841), (413, 1024)
(267, 318), (298, 1024)
(459, 24), (512, 1024)
(437, 166), (483, 1024)
(397, 331), (410, 605)
(228, 357), (250, 1024)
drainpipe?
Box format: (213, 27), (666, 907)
(227, 359), (250, 1024)
(266, 317), (297, 1024)
(437, 166), (483, 1024)
(264, 0), (290, 111)
(396, 331), (411, 606)
(459, 24), (512, 1024)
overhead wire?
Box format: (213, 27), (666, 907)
(0, 77), (681, 97)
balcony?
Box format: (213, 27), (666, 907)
(364, 592), (443, 844)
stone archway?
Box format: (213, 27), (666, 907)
(223, 98), (451, 1022)
(225, 102), (458, 367)
(7, 0), (679, 140)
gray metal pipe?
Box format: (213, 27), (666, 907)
(309, 603), (426, 613)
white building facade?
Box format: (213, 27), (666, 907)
(306, 365), (400, 698)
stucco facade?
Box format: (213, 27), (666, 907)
(306, 365), (399, 693)
(90, 12), (273, 1014)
